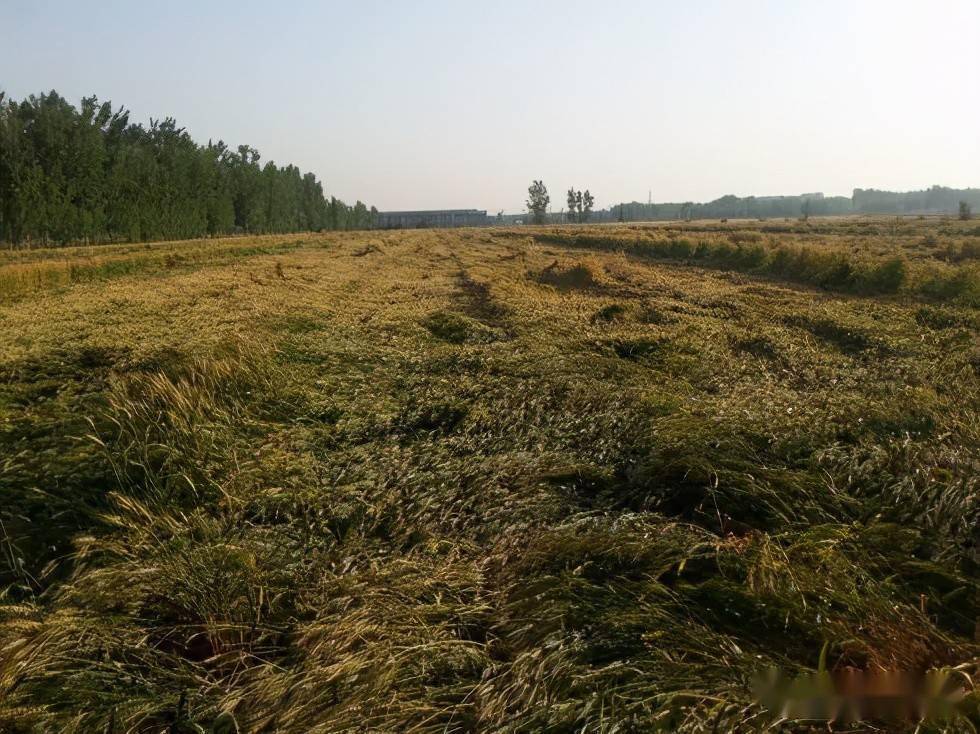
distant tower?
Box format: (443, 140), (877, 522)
(648, 190), (652, 206)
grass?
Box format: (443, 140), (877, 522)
(0, 219), (978, 732)
(0, 234), (318, 304)
(509, 219), (980, 304)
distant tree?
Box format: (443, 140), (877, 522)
(564, 188), (594, 223)
(959, 200), (972, 220)
(566, 188), (577, 223)
(582, 190), (594, 222)
(343, 200), (367, 229)
(801, 199), (811, 222)
(527, 180), (549, 225)
(328, 196), (342, 230)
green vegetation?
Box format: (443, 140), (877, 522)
(514, 219), (980, 305)
(600, 186), (980, 223)
(565, 187), (595, 223)
(0, 91), (375, 246)
(0, 219), (978, 732)
(527, 180), (550, 225)
(853, 186), (980, 215)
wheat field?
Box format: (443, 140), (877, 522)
(1, 219), (978, 732)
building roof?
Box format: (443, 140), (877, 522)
(378, 209), (486, 216)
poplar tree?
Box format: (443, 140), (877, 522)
(527, 180), (549, 225)
(0, 90), (373, 245)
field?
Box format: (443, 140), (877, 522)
(1, 218), (978, 732)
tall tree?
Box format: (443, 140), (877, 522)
(0, 90), (374, 245)
(582, 190), (594, 222)
(563, 188), (594, 224)
(566, 188), (577, 223)
(526, 180), (549, 225)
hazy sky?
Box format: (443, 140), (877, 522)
(3, 0), (979, 213)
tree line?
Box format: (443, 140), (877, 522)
(613, 189), (980, 222)
(603, 193), (853, 223)
(0, 90), (376, 246)
(524, 183), (980, 225)
(852, 186), (980, 215)
(565, 188), (594, 223)
(525, 181), (595, 224)
(525, 184), (853, 224)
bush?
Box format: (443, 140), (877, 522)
(816, 254), (855, 290)
(666, 238), (694, 259)
(734, 243), (768, 269)
(862, 256), (907, 294)
(919, 266), (980, 304)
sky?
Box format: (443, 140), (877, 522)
(2, 0), (979, 213)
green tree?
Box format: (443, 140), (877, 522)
(959, 201), (972, 220)
(566, 188), (577, 223)
(527, 180), (549, 225)
(328, 197), (342, 231)
(0, 90), (374, 245)
(351, 200), (370, 229)
(565, 187), (593, 223)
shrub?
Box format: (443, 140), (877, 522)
(862, 256), (907, 294)
(708, 242), (737, 265)
(768, 245), (798, 276)
(666, 238), (694, 259)
(734, 244), (768, 269)
(919, 266), (980, 304)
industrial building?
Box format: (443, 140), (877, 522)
(376, 209), (489, 229)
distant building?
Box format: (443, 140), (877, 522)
(376, 209), (489, 229)
(756, 192), (825, 203)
